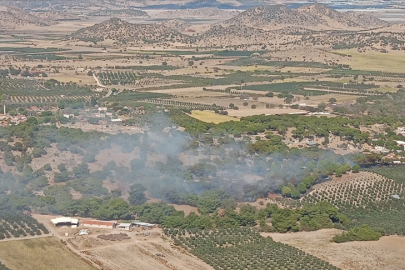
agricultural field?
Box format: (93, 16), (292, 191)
(96, 71), (137, 86)
(0, 237), (96, 270)
(366, 165), (405, 184)
(336, 50), (405, 73)
(269, 229), (405, 270)
(166, 228), (340, 270)
(189, 110), (239, 124)
(302, 172), (404, 210)
(0, 211), (49, 239)
(301, 171), (405, 235)
(78, 236), (214, 270)
(0, 78), (95, 97)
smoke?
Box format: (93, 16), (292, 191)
(0, 112), (353, 205)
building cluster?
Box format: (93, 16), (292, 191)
(50, 217), (156, 231)
(0, 114), (27, 126)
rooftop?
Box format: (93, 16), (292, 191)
(51, 217), (79, 225)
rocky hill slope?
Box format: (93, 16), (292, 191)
(0, 6), (53, 29)
(67, 17), (195, 44)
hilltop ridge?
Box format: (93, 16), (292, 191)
(67, 17), (195, 45)
(221, 3), (390, 30)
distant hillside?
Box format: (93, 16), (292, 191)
(155, 7), (239, 19)
(221, 3), (390, 30)
(0, 6), (53, 29)
(67, 17), (195, 44)
(157, 19), (191, 32)
(88, 9), (149, 18)
(30, 11), (81, 21)
(197, 4), (394, 48)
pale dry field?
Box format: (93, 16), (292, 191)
(80, 238), (213, 270)
(227, 108), (307, 117)
(308, 94), (359, 103)
(266, 229), (405, 270)
(336, 49), (405, 73)
(189, 110), (239, 123)
(169, 204), (200, 215)
(0, 237), (96, 270)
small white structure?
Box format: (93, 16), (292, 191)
(117, 223), (132, 231)
(79, 229), (89, 235)
(63, 114), (74, 119)
(110, 118), (123, 125)
(396, 127), (405, 136)
(395, 141), (405, 146)
(51, 217), (79, 228)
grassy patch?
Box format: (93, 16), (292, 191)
(189, 110), (239, 124)
(0, 237), (95, 270)
(335, 49), (405, 73)
(375, 87), (398, 93)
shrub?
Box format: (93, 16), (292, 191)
(332, 225), (381, 243)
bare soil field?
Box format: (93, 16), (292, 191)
(0, 237), (96, 270)
(266, 229), (405, 270)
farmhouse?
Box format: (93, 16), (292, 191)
(109, 118), (123, 125)
(132, 221), (156, 229)
(396, 127), (405, 136)
(81, 220), (117, 229)
(117, 223), (132, 231)
(51, 217), (79, 228)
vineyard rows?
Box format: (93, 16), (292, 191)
(0, 212), (49, 240)
(165, 228), (339, 270)
(96, 72), (183, 87)
(9, 95), (93, 104)
(0, 78), (93, 97)
(134, 78), (183, 88)
(302, 172), (404, 210)
(372, 76), (405, 82)
(97, 71), (137, 86)
(140, 98), (226, 110)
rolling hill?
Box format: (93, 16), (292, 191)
(155, 7), (239, 20)
(67, 17), (195, 45)
(221, 3), (390, 30)
(0, 6), (53, 29)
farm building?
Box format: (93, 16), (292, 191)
(306, 142), (318, 147)
(51, 217), (79, 228)
(109, 118), (123, 125)
(132, 222), (156, 229)
(117, 223), (132, 231)
(81, 220), (117, 229)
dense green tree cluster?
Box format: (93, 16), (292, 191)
(0, 261), (10, 270)
(332, 225), (381, 243)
